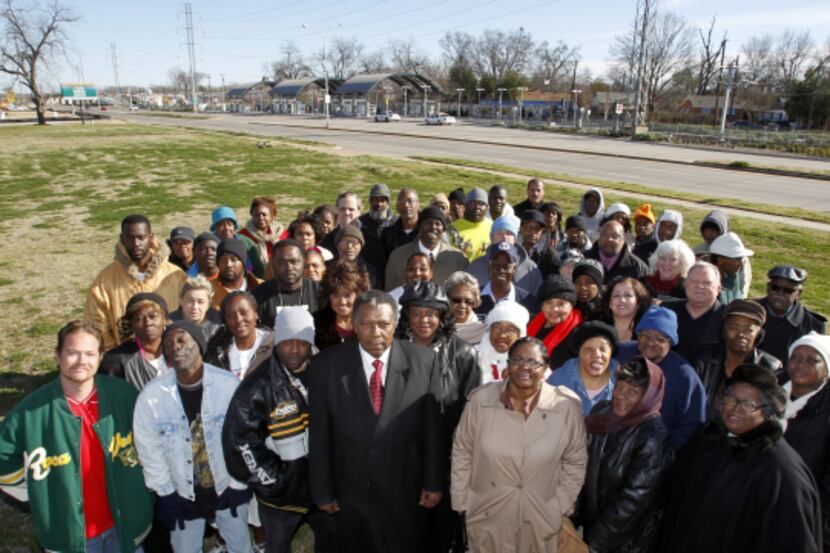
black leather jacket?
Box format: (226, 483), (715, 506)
(577, 403), (674, 553)
(222, 352), (311, 511)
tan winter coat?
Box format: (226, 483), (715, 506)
(451, 381), (588, 553)
(84, 237), (187, 351)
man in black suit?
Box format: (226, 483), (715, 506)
(308, 290), (443, 553)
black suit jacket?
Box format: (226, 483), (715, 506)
(308, 339), (442, 553)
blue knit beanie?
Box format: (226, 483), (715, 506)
(635, 306), (678, 346)
(490, 215), (520, 240)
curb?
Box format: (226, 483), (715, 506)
(693, 161), (830, 183)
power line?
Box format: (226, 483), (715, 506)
(200, 0), (307, 23)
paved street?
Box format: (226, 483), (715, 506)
(119, 112), (830, 213)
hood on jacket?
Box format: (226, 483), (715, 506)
(579, 188), (606, 231)
(655, 210), (684, 243)
(700, 209), (729, 237)
(114, 235), (170, 281)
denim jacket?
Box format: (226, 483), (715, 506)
(547, 357), (618, 416)
(133, 364), (247, 500)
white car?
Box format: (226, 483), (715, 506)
(374, 112), (401, 122)
(425, 113), (456, 125)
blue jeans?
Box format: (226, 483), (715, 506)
(84, 527), (145, 553)
(169, 505), (253, 553)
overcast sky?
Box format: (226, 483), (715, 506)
(13, 0), (830, 90)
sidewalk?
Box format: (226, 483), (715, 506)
(243, 113), (830, 173)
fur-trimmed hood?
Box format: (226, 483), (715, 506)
(702, 419), (783, 462)
(114, 236), (171, 281)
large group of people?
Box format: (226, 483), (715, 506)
(0, 179), (828, 553)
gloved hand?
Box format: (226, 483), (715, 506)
(215, 487), (253, 518)
(157, 492), (189, 531)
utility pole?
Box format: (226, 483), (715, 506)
(719, 58), (739, 140)
(632, 0), (651, 131)
(109, 43), (121, 104)
(711, 37), (728, 127)
(220, 73), (226, 111)
(184, 3), (198, 112)
(303, 23), (340, 128)
(456, 88), (464, 117)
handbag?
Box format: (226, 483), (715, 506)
(558, 516), (589, 553)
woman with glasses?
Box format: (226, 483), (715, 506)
(782, 333), (830, 553)
(445, 271), (486, 344)
(660, 364), (821, 553)
(452, 336), (588, 553)
(576, 358), (674, 553)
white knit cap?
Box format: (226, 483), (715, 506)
(605, 202), (631, 218)
(484, 300), (529, 337)
(789, 332), (830, 368)
(274, 306), (315, 345)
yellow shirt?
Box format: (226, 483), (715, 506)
(451, 219), (493, 261)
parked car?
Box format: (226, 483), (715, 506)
(374, 112), (401, 122)
(730, 119), (764, 130)
(425, 113), (456, 125)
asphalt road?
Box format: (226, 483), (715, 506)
(119, 112), (830, 213)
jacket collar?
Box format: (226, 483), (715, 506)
(114, 236), (169, 281)
(702, 419), (783, 461)
(481, 381), (573, 412)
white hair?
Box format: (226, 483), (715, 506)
(648, 239), (696, 278)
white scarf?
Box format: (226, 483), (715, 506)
(782, 379), (828, 432)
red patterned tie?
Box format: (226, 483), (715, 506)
(370, 359), (384, 415)
(491, 363), (500, 382)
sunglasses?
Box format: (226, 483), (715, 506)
(769, 283), (799, 295)
(451, 297), (475, 306)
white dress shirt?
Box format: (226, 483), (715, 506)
(417, 240), (441, 260)
(358, 344), (391, 388)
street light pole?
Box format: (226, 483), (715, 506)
(455, 87), (464, 118)
(517, 87), (526, 124)
(303, 22), (341, 128)
(571, 89), (582, 128)
(402, 85), (409, 118)
(497, 87), (506, 120)
(421, 85), (430, 118)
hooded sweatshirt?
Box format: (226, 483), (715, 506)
(579, 188), (606, 240)
(655, 210), (684, 243)
(693, 210), (729, 256)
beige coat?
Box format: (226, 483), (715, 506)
(84, 238), (187, 351)
(451, 381), (588, 553)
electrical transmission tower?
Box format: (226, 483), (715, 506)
(184, 3), (198, 112)
(632, 0), (651, 132)
(109, 43), (121, 104)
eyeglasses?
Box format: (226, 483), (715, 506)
(507, 357), (546, 370)
(721, 393), (763, 413)
(451, 297), (475, 306)
(769, 282), (800, 295)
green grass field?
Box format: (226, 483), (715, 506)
(0, 120), (829, 551)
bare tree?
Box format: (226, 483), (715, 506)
(473, 28), (534, 82)
(775, 29), (814, 90)
(0, 0), (77, 124)
(439, 31), (476, 67)
(269, 40), (312, 81)
(534, 40), (580, 89)
(389, 38), (429, 74)
(359, 50), (388, 74)
(317, 36), (363, 80)
(695, 15), (727, 94)
(168, 67), (206, 95)
(610, 9), (695, 112)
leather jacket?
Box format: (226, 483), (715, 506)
(222, 352), (312, 511)
(577, 403), (674, 553)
